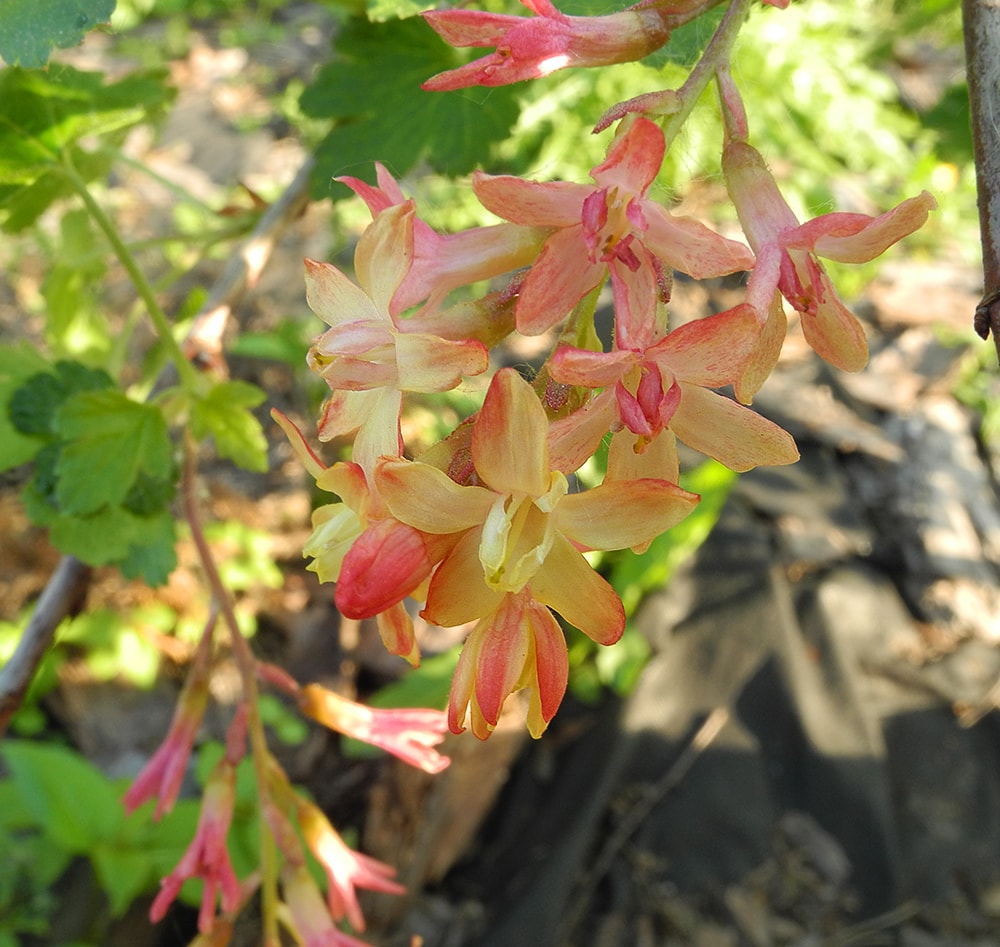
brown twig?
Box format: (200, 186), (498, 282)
(182, 156), (315, 375)
(0, 156), (316, 733)
(964, 0), (1000, 363)
(0, 556), (92, 735)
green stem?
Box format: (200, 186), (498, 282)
(60, 152), (200, 390)
(660, 0), (752, 151)
(182, 434), (281, 940)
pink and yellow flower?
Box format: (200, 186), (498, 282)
(272, 408), (441, 665)
(368, 369), (700, 735)
(150, 759), (241, 934)
(123, 616), (214, 820)
(281, 865), (374, 947)
(473, 118), (753, 338)
(306, 202), (489, 476)
(550, 304), (799, 472)
(722, 139), (936, 373)
(338, 162), (545, 318)
(299, 683), (451, 774)
(296, 795), (405, 931)
(422, 0), (692, 90)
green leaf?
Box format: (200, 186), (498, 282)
(54, 389), (173, 515)
(190, 379), (268, 472)
(119, 508), (177, 587)
(0, 66), (173, 230)
(0, 741), (124, 853)
(0, 342), (52, 470)
(92, 843), (158, 917)
(300, 16), (521, 192)
(0, 0), (116, 68)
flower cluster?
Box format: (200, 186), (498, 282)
(293, 5), (933, 741)
(130, 0), (936, 943)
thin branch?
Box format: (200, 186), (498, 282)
(0, 155), (316, 731)
(964, 0), (1000, 363)
(182, 157), (315, 376)
(0, 556), (92, 735)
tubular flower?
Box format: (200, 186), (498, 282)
(123, 615), (214, 819)
(306, 201), (488, 476)
(550, 304), (799, 472)
(296, 796), (405, 931)
(448, 588), (569, 738)
(422, 0), (682, 90)
(273, 408), (440, 665)
(150, 759), (241, 934)
(280, 865), (374, 947)
(473, 118), (753, 337)
(299, 683), (451, 774)
(722, 139), (936, 373)
(338, 163), (545, 317)
(370, 369), (700, 735)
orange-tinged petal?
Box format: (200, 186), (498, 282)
(375, 458), (494, 534)
(549, 345), (637, 388)
(643, 203), (754, 279)
(448, 625), (482, 735)
(547, 389), (617, 474)
(670, 384), (799, 471)
(649, 303), (758, 387)
(474, 595), (531, 728)
(317, 389), (378, 442)
(590, 116), (664, 195)
(472, 171), (589, 227)
(735, 292), (786, 405)
(376, 604), (419, 666)
(524, 600), (568, 737)
(606, 427), (679, 483)
(394, 333), (488, 392)
(556, 477), (699, 551)
(271, 408), (326, 480)
(304, 258), (382, 328)
(514, 226), (606, 335)
(354, 202), (414, 315)
(350, 388), (403, 477)
(797, 270), (869, 372)
(315, 461), (369, 511)
(473, 369), (550, 497)
(336, 518), (437, 618)
(529, 533), (624, 645)
(803, 191), (936, 264)
(423, 528), (504, 627)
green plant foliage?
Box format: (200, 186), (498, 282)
(7, 367), (179, 584)
(0, 65), (174, 232)
(0, 740), (201, 924)
(0, 342), (54, 470)
(190, 379), (269, 472)
(300, 16), (522, 197)
(58, 608), (162, 687)
(203, 519), (284, 592)
(55, 390), (173, 514)
(0, 0), (115, 68)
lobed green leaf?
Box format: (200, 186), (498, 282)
(301, 16), (521, 194)
(0, 0), (115, 68)
(190, 379), (269, 472)
(54, 389), (173, 515)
